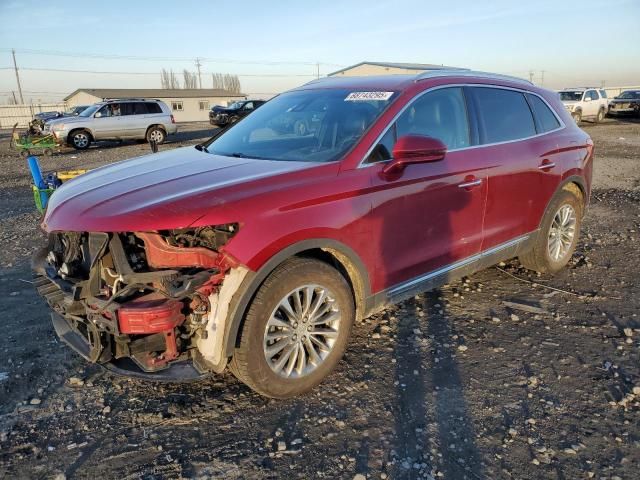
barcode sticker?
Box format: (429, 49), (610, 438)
(345, 91), (394, 102)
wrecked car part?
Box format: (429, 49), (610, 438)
(34, 226), (241, 377)
(196, 266), (249, 368)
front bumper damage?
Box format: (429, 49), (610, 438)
(33, 227), (245, 380)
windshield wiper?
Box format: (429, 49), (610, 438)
(194, 144), (209, 153)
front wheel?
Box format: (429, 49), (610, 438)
(519, 188), (583, 274)
(595, 108), (605, 123)
(229, 258), (355, 398)
(70, 130), (91, 150)
(572, 112), (582, 124)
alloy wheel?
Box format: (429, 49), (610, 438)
(74, 133), (89, 148)
(547, 204), (577, 261)
(263, 284), (341, 378)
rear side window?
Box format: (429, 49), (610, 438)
(396, 87), (470, 150)
(147, 102), (162, 114)
(599, 90), (607, 99)
(473, 88), (536, 143)
(527, 94), (561, 133)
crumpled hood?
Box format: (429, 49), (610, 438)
(43, 146), (312, 232)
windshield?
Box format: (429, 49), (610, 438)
(559, 91), (584, 102)
(618, 91), (640, 99)
(226, 101), (245, 109)
(79, 105), (101, 117)
(205, 89), (397, 162)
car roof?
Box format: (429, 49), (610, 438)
(296, 70), (533, 93)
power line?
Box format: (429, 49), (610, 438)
(0, 48), (346, 67)
(0, 67), (318, 77)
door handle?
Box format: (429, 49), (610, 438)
(538, 161), (556, 171)
(458, 179), (482, 189)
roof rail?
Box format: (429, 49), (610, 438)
(415, 69), (532, 85)
(101, 97), (158, 102)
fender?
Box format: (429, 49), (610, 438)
(209, 238), (372, 372)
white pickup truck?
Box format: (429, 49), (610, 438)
(559, 88), (609, 124)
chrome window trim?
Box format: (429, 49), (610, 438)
(358, 83), (566, 169)
(387, 233), (530, 296)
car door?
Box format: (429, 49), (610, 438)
(469, 86), (557, 250)
(584, 90), (598, 116)
(92, 104), (122, 139)
(365, 87), (487, 289)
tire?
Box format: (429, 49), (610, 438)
(146, 126), (166, 144)
(229, 116), (239, 125)
(229, 257), (355, 398)
(572, 111), (582, 124)
(595, 108), (605, 123)
(69, 130), (91, 150)
(519, 188), (584, 274)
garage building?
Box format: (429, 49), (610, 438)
(64, 88), (247, 122)
(328, 61), (462, 77)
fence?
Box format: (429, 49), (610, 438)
(0, 103), (68, 129)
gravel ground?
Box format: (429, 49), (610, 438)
(0, 119), (638, 480)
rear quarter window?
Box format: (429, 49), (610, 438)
(146, 103), (162, 114)
(527, 94), (561, 133)
(473, 87), (536, 144)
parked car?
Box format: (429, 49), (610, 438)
(209, 100), (266, 127)
(64, 105), (90, 117)
(34, 111), (62, 122)
(559, 88), (608, 123)
(34, 71), (593, 398)
(608, 90), (640, 117)
(45, 99), (178, 150)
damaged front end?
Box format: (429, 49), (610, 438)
(32, 225), (243, 380)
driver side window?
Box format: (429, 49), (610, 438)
(366, 87), (470, 163)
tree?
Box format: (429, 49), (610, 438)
(212, 73), (242, 93)
(160, 69), (180, 89)
(183, 69), (198, 89)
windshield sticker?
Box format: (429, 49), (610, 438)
(345, 91), (394, 102)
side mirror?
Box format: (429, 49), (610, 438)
(382, 135), (447, 176)
(584, 97), (591, 102)
(95, 112), (102, 118)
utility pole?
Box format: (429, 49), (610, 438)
(12, 49), (24, 104)
(195, 58), (202, 89)
(528, 70), (535, 83)
(540, 70), (545, 86)
(316, 62), (320, 79)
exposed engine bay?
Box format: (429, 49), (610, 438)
(32, 225), (240, 377)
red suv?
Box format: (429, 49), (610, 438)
(34, 70), (593, 398)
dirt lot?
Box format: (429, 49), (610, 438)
(0, 119), (638, 480)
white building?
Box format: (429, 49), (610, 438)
(64, 88), (247, 122)
(328, 61), (461, 77)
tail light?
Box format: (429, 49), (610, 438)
(170, 114), (176, 124)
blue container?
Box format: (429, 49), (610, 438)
(27, 156), (46, 189)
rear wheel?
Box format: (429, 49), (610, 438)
(229, 258), (355, 398)
(519, 188), (583, 274)
(70, 130), (91, 150)
(146, 126), (166, 144)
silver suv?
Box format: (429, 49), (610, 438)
(46, 99), (178, 150)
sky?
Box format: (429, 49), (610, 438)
(0, 0), (639, 103)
